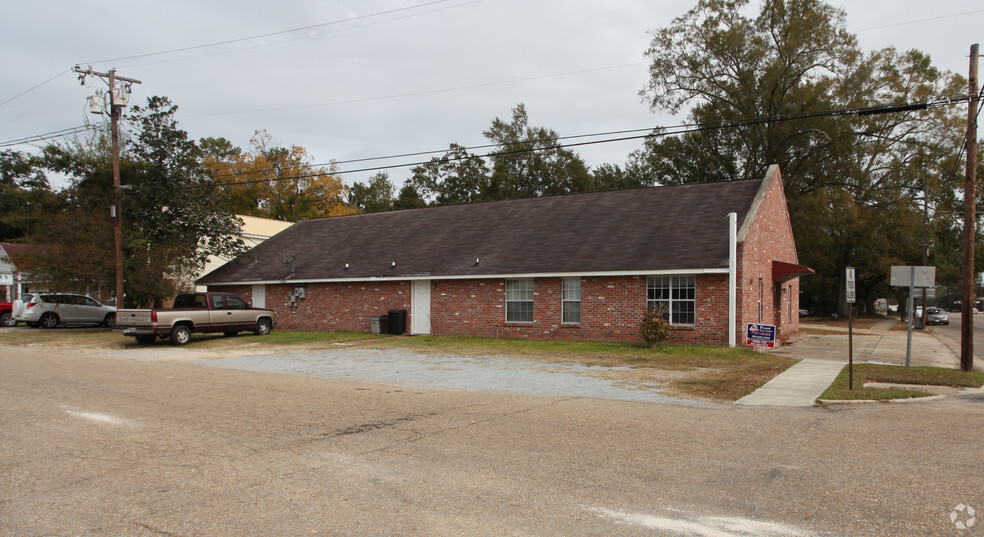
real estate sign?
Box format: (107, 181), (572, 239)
(746, 323), (777, 348)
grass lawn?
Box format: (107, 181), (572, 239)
(819, 363), (984, 402)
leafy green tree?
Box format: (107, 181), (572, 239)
(591, 163), (651, 191)
(20, 96), (248, 306)
(349, 172), (396, 213)
(0, 150), (57, 241)
(484, 104), (592, 198)
(407, 144), (492, 205)
(392, 183), (428, 210)
(636, 0), (968, 314)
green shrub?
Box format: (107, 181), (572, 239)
(641, 305), (671, 348)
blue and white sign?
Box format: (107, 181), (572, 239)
(746, 323), (777, 348)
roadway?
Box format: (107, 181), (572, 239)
(3, 344), (984, 536)
(925, 311), (984, 369)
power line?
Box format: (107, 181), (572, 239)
(79, 0), (460, 65)
(0, 69), (71, 110)
(192, 62), (645, 118)
(0, 125), (96, 148)
(855, 8), (984, 32)
(116, 0), (481, 71)
(204, 93), (975, 188)
(3, 93), (972, 177)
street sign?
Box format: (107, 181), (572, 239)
(890, 266), (936, 288)
(0, 273), (12, 285)
(846, 267), (856, 304)
(746, 323), (777, 348)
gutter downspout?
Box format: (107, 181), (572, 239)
(728, 212), (737, 348)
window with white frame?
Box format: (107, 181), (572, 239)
(647, 276), (695, 325)
(506, 279), (534, 323)
(562, 278), (581, 324)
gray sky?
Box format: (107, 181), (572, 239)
(1, 0), (982, 189)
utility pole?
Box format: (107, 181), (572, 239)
(961, 44), (979, 372)
(74, 66), (141, 307)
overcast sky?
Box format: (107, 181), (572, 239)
(1, 0), (982, 190)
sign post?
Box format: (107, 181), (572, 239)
(846, 267), (855, 390)
(890, 265), (936, 367)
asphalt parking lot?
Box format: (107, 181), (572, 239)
(3, 327), (984, 536)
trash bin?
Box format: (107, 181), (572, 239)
(379, 314), (388, 334)
(370, 315), (381, 334)
(388, 309), (407, 335)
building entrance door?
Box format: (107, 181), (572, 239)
(411, 280), (431, 335)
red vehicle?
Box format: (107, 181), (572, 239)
(1, 302), (14, 327)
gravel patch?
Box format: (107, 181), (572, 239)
(193, 347), (711, 406)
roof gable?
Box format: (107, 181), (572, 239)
(199, 179), (767, 284)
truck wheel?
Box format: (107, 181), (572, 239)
(1, 311), (15, 327)
(169, 325), (192, 346)
(254, 318), (272, 336)
(40, 313), (59, 329)
(102, 313), (116, 328)
(135, 334), (156, 344)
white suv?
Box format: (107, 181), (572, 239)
(12, 293), (117, 329)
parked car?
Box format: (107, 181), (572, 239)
(925, 306), (949, 325)
(117, 292), (275, 345)
(1, 301), (15, 327)
(12, 293), (117, 328)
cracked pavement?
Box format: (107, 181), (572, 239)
(2, 345), (983, 536)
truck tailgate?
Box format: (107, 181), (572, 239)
(116, 309), (153, 325)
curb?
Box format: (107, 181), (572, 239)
(817, 385), (984, 406)
(817, 394), (946, 406)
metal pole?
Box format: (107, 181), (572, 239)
(728, 212), (737, 348)
(962, 43), (979, 372)
(906, 266), (914, 367)
(849, 305), (854, 390)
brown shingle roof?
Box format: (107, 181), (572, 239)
(198, 179), (765, 284)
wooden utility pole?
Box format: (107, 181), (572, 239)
(74, 66), (141, 307)
(961, 44), (979, 372)
(109, 69), (124, 308)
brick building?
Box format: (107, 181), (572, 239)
(198, 165), (812, 346)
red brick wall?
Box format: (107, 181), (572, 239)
(215, 274), (731, 345)
(212, 282), (411, 332)
(429, 275), (729, 344)
(737, 168), (803, 344)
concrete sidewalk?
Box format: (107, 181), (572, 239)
(736, 321), (960, 406)
(736, 359), (846, 406)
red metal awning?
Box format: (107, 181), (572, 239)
(772, 260), (815, 284)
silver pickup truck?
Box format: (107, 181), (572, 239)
(117, 292), (275, 345)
